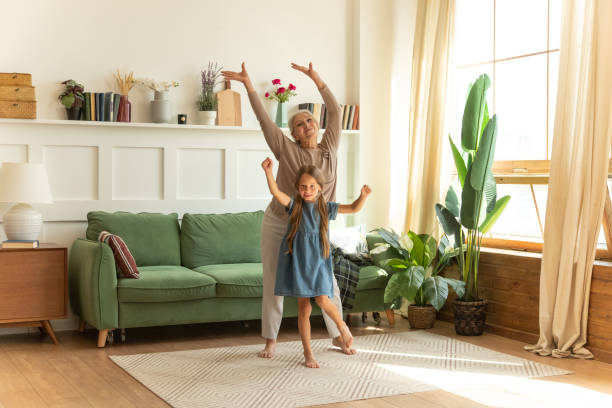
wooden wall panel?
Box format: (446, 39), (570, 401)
(438, 249), (612, 363)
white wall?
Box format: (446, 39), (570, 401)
(0, 0), (356, 125)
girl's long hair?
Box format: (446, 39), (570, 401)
(286, 165), (330, 258)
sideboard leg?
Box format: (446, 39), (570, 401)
(41, 320), (59, 345)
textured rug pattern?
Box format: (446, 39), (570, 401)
(110, 331), (570, 408)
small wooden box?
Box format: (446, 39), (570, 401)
(0, 73), (32, 86)
(0, 100), (37, 119)
(0, 85), (35, 101)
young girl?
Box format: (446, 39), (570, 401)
(261, 157), (372, 368)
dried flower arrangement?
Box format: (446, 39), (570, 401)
(197, 62), (223, 111)
(113, 70), (135, 95)
(136, 78), (180, 92)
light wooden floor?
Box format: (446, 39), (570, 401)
(0, 315), (611, 407)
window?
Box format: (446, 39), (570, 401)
(446, 0), (609, 254)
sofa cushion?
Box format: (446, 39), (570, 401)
(87, 211), (181, 267)
(181, 211), (264, 268)
(194, 263), (263, 298)
(356, 265), (389, 290)
(117, 265), (216, 302)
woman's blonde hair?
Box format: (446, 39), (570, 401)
(286, 165), (330, 258)
(289, 110), (320, 140)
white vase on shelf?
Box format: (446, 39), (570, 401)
(151, 91), (171, 123)
(197, 110), (216, 126)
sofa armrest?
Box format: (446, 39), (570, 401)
(68, 239), (118, 329)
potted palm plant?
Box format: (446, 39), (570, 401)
(58, 79), (84, 120)
(435, 73), (510, 335)
(371, 228), (465, 329)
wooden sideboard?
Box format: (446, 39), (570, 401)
(0, 244), (67, 344)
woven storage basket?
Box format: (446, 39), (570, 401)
(452, 299), (488, 336)
(0, 86), (35, 101)
(0, 73), (32, 86)
(407, 305), (436, 329)
(0, 100), (36, 119)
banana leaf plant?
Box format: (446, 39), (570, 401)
(435, 73), (511, 301)
(371, 228), (465, 311)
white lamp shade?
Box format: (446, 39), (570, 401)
(0, 162), (53, 204)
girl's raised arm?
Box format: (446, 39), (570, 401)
(338, 185), (372, 214)
(261, 157), (291, 208)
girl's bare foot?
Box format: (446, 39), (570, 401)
(339, 322), (354, 348)
(257, 338), (276, 358)
(304, 350), (320, 368)
(332, 336), (357, 355)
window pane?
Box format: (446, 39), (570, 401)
(495, 0), (548, 59)
(548, 51), (560, 159)
(549, 0), (562, 50)
(488, 184), (545, 240)
(495, 55), (547, 160)
(455, 0), (494, 66)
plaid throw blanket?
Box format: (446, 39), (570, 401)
(331, 244), (373, 310)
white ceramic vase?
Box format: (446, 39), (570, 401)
(197, 110), (216, 126)
(151, 91), (171, 123)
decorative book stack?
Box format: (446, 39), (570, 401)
(298, 103), (359, 130)
(0, 73), (36, 119)
(82, 92), (122, 122)
(2, 239), (39, 248)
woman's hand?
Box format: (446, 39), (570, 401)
(261, 157), (273, 173)
(222, 62), (254, 92)
(361, 184), (372, 197)
(291, 62), (324, 89)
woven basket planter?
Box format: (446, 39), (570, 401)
(407, 305), (436, 329)
(452, 299), (488, 336)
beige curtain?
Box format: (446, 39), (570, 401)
(404, 0), (455, 234)
(525, 0), (612, 359)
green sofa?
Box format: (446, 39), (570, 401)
(68, 211), (391, 347)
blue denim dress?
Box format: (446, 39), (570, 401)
(274, 197), (339, 298)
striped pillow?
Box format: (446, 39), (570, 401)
(98, 231), (140, 278)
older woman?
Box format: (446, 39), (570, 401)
(222, 62), (355, 358)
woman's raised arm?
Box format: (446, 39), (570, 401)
(291, 62), (342, 152)
(222, 63), (286, 159)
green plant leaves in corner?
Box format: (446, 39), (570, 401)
(423, 276), (449, 311)
(461, 74), (491, 152)
(435, 203), (462, 249)
(440, 276), (466, 299)
(460, 167), (487, 229)
(384, 266), (425, 304)
(470, 115), (498, 191)
(408, 232), (425, 266)
(449, 135), (467, 187)
(445, 179), (462, 218)
(479, 195), (511, 234)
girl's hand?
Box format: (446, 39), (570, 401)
(361, 185), (372, 196)
(261, 157), (273, 172)
(291, 62), (324, 89)
(222, 63), (253, 89)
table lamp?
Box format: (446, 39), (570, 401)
(0, 162), (53, 241)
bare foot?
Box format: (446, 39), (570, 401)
(257, 338), (276, 358)
(304, 350), (320, 368)
(332, 335), (357, 355)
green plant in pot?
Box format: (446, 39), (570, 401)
(435, 73), (511, 336)
(58, 79), (85, 120)
(370, 228), (465, 329)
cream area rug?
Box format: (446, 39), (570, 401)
(110, 331), (571, 408)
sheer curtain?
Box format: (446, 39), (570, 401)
(525, 0), (612, 359)
(403, 0), (455, 234)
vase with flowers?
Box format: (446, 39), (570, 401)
(136, 78), (179, 123)
(197, 62), (223, 125)
(265, 79), (297, 128)
(113, 70), (135, 122)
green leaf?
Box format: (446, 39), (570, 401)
(479, 195), (511, 234)
(440, 276), (466, 299)
(461, 74), (491, 151)
(399, 266), (425, 301)
(461, 167), (487, 229)
(470, 115), (498, 191)
(435, 204), (462, 249)
(484, 171), (497, 213)
(408, 232), (425, 266)
(480, 102), (489, 141)
(61, 94), (75, 109)
(419, 234), (437, 268)
(445, 179), (462, 218)
(384, 273), (402, 303)
(385, 258), (410, 270)
(449, 135), (467, 187)
(422, 276), (449, 311)
(375, 228), (411, 259)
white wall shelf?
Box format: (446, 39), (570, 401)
(0, 118), (360, 135)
